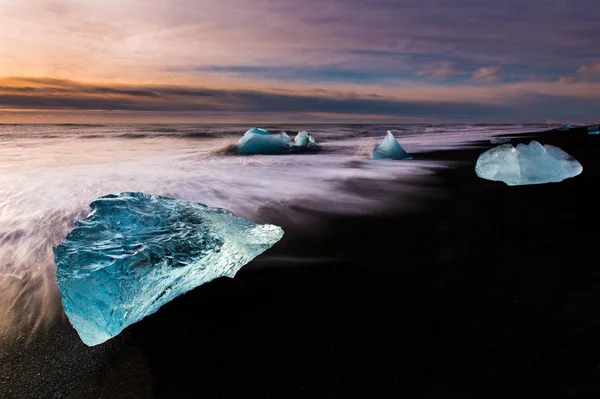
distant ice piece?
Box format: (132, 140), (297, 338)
(371, 131), (412, 160)
(237, 127), (292, 155)
(475, 141), (582, 186)
(294, 131), (319, 150)
(588, 126), (599, 135)
(490, 137), (511, 144)
(557, 124), (572, 131)
(54, 192), (284, 346)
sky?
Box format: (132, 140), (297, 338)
(0, 0), (599, 123)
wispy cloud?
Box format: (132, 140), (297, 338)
(472, 66), (501, 82)
(578, 62), (600, 79)
(1, 77), (600, 123)
(1, 0), (600, 121)
(417, 62), (465, 79)
(178, 65), (412, 84)
(1, 0), (599, 82)
(0, 78), (504, 116)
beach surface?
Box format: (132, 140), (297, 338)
(1, 125), (598, 398)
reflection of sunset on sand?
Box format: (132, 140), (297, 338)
(0, 207), (84, 345)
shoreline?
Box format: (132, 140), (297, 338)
(2, 126), (599, 398)
(127, 126), (600, 397)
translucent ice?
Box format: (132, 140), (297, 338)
(294, 131), (310, 147)
(490, 137), (511, 144)
(588, 126), (599, 135)
(475, 141), (583, 186)
(294, 131), (319, 150)
(371, 131), (412, 160)
(245, 127), (271, 136)
(558, 124), (571, 131)
(54, 192), (284, 346)
(237, 128), (292, 155)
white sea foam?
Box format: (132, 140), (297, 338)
(0, 123), (548, 342)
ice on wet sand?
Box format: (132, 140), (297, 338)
(371, 131), (412, 160)
(237, 128), (292, 155)
(54, 192), (284, 346)
(475, 141), (582, 185)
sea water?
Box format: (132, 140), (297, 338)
(0, 123), (550, 343)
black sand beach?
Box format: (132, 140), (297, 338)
(134, 126), (600, 398)
(2, 126), (599, 398)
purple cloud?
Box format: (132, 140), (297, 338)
(1, 77), (599, 123)
(417, 62), (465, 79)
(1, 0), (600, 120)
(578, 62), (600, 79)
(472, 66), (501, 82)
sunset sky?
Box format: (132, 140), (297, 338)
(1, 0), (599, 123)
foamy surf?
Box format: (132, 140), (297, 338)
(0, 123), (549, 342)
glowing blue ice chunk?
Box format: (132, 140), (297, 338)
(490, 137), (511, 144)
(245, 127), (271, 136)
(237, 128), (292, 155)
(294, 131), (319, 150)
(558, 124), (571, 131)
(294, 131), (310, 147)
(588, 126), (599, 135)
(371, 131), (412, 160)
(475, 141), (582, 186)
(54, 192), (284, 346)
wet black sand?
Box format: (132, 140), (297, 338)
(125, 126), (600, 398)
(3, 126), (600, 398)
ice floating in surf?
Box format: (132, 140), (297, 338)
(294, 131), (320, 151)
(558, 124), (572, 131)
(490, 137), (511, 144)
(54, 192), (284, 346)
(371, 131), (412, 160)
(475, 141), (582, 186)
(237, 128), (320, 155)
(237, 128), (292, 155)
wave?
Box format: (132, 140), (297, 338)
(77, 134), (104, 139)
(173, 131), (240, 139)
(209, 143), (238, 156)
(0, 122), (556, 343)
(0, 207), (89, 344)
(116, 133), (152, 139)
(112, 131), (239, 140)
(0, 123), (554, 143)
(35, 134), (61, 139)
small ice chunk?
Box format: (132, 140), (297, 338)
(588, 126), (599, 135)
(294, 131), (319, 150)
(371, 131), (412, 160)
(490, 137), (511, 144)
(557, 124), (571, 131)
(475, 141), (582, 185)
(294, 131), (310, 147)
(54, 192), (284, 346)
(237, 128), (292, 155)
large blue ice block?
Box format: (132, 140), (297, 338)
(54, 192), (284, 346)
(475, 141), (582, 186)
